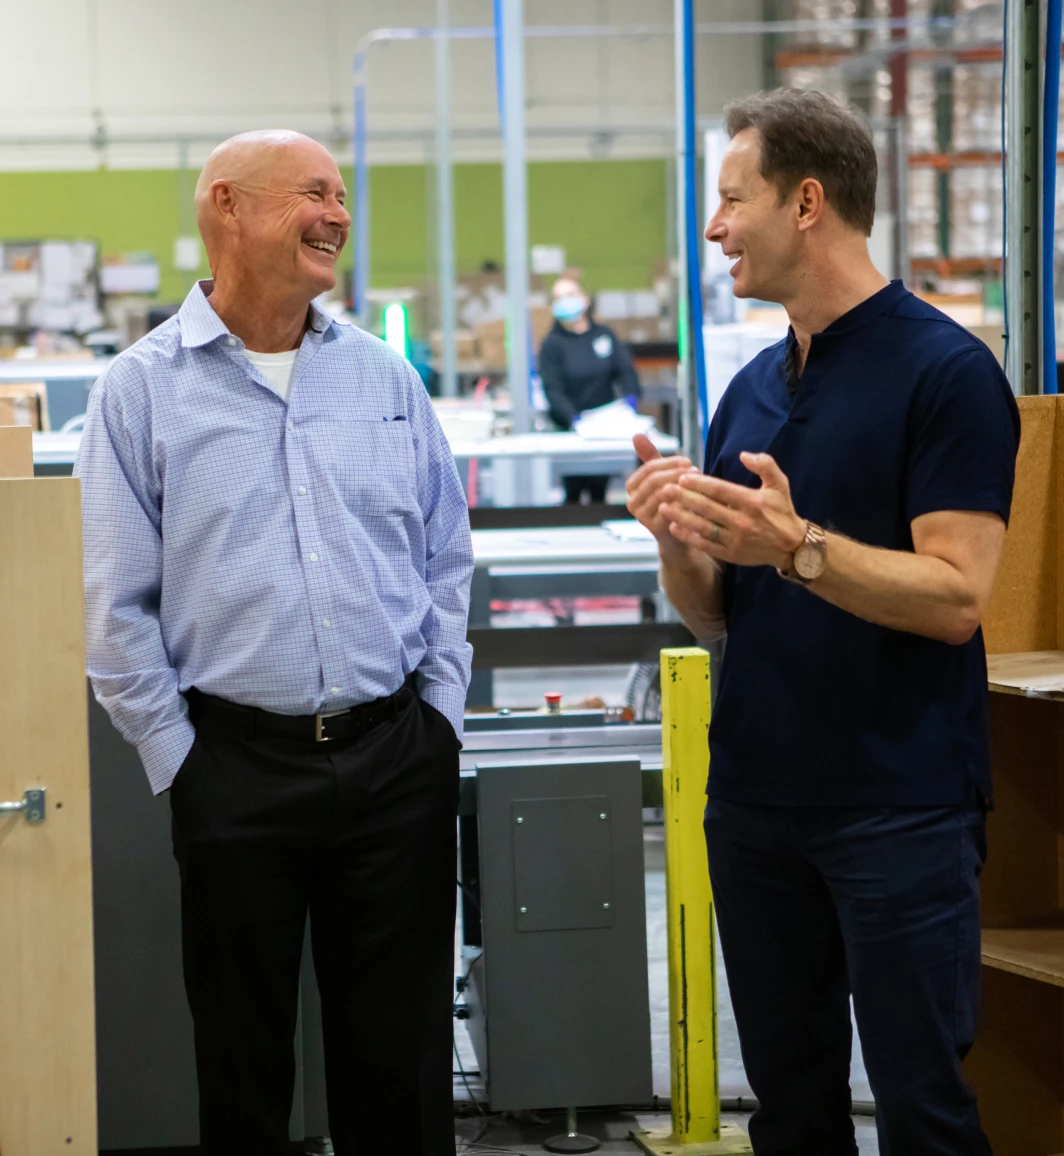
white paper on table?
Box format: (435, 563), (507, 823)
(603, 519), (655, 542)
(573, 399), (654, 440)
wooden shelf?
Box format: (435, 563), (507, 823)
(910, 150), (1064, 170)
(775, 44), (1056, 70)
(982, 929), (1064, 988)
(964, 401), (1064, 1154)
(987, 652), (1064, 701)
(910, 256), (1002, 276)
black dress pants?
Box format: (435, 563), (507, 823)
(170, 690), (460, 1156)
(705, 798), (991, 1156)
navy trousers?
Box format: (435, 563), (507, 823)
(704, 798), (991, 1156)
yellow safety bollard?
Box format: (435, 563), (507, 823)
(632, 648), (752, 1156)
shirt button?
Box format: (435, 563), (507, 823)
(330, 686), (341, 695)
(287, 421), (295, 433)
(309, 552), (319, 562)
(298, 486), (307, 496)
(322, 618), (331, 628)
(227, 336), (236, 346)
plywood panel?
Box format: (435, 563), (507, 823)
(983, 695), (1062, 927)
(0, 478), (97, 1156)
(0, 425), (32, 478)
(983, 395), (1059, 655)
(966, 968), (1064, 1156)
(983, 928), (1064, 987)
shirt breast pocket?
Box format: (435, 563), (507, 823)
(341, 419), (419, 518)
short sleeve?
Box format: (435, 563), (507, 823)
(906, 345), (1020, 526)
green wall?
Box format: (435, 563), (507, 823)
(369, 159), (669, 291)
(0, 158), (668, 304)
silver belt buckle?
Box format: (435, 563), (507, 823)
(315, 709), (346, 742)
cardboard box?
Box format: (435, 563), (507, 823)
(530, 306), (553, 349)
(0, 383), (49, 431)
(607, 318), (658, 344)
(430, 329), (477, 361)
(476, 313), (554, 366)
(475, 320), (507, 369)
(966, 324), (1006, 367)
(916, 292), (984, 328)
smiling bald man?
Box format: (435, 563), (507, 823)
(76, 131), (473, 1156)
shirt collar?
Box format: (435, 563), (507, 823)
(817, 279), (909, 339)
(178, 279), (334, 349)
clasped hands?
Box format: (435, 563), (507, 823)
(626, 433), (807, 570)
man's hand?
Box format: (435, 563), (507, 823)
(660, 451), (807, 569)
(626, 434), (694, 549)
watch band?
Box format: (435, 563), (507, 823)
(776, 520), (827, 585)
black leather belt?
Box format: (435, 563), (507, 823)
(186, 676), (416, 743)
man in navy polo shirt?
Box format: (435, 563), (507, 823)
(627, 89), (1019, 1155)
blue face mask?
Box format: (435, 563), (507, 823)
(552, 295), (586, 322)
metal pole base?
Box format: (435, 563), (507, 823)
(543, 1133), (600, 1154)
(630, 1123), (753, 1154)
(544, 1108), (600, 1153)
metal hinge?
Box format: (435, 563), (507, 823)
(0, 788), (46, 824)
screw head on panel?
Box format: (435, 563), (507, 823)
(603, 903), (610, 910)
(520, 906), (528, 913)
(599, 813), (607, 820)
(516, 817), (523, 824)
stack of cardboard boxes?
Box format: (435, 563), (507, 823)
(428, 272), (666, 370)
(430, 271), (554, 370)
(591, 290), (664, 345)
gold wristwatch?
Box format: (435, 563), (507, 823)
(777, 521), (827, 585)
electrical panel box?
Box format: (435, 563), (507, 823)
(466, 756), (652, 1111)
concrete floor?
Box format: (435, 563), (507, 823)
(453, 1110), (881, 1155)
(453, 826), (880, 1155)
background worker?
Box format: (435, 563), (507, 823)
(627, 89), (1018, 1156)
(76, 130), (472, 1156)
(539, 272), (642, 504)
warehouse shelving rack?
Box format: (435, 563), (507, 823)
(766, 1), (1018, 292)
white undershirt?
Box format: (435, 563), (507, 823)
(244, 348), (299, 402)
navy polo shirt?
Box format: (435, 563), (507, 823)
(704, 280), (1020, 808)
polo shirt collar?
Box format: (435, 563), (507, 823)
(817, 278), (908, 339)
(178, 278), (335, 349)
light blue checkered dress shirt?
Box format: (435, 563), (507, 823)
(76, 281), (473, 794)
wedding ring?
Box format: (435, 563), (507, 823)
(709, 523), (722, 544)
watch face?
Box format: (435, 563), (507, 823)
(794, 541), (826, 580)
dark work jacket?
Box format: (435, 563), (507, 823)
(538, 320), (641, 430)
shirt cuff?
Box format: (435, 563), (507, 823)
(417, 678), (466, 746)
(137, 717), (197, 795)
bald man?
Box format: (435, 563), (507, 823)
(76, 131), (473, 1156)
